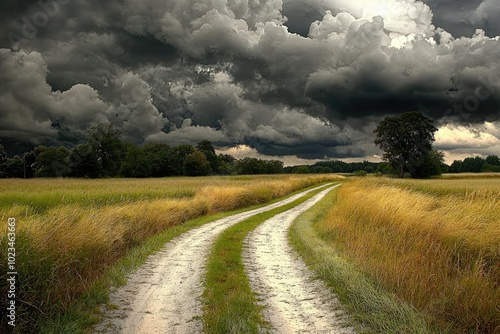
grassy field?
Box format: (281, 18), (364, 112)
(0, 174), (342, 333)
(314, 176), (500, 333)
(290, 187), (432, 333)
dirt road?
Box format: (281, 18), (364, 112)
(244, 185), (355, 333)
(94, 183), (333, 334)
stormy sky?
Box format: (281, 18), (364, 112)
(0, 0), (499, 165)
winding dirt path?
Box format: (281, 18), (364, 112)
(93, 183), (331, 334)
(244, 185), (355, 334)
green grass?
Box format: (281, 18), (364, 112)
(202, 183), (336, 334)
(289, 186), (437, 334)
(0, 178), (205, 213)
(37, 182), (334, 334)
(0, 175), (322, 212)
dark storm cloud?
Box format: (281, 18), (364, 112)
(43, 31), (180, 92)
(246, 139), (363, 160)
(302, 25), (500, 123)
(421, 0), (500, 37)
(282, 0), (324, 37)
(0, 0), (499, 160)
(234, 10), (500, 124)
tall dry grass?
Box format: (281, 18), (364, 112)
(440, 173), (500, 180)
(0, 175), (343, 332)
(317, 178), (500, 333)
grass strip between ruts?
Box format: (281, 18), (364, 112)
(202, 183), (339, 334)
(288, 185), (438, 334)
(39, 182), (335, 334)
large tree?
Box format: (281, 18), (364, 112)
(183, 150), (211, 176)
(170, 144), (196, 176)
(196, 140), (218, 174)
(141, 142), (174, 177)
(69, 143), (100, 178)
(33, 146), (71, 177)
(217, 154), (236, 175)
(87, 123), (125, 177)
(235, 157), (267, 175)
(374, 112), (440, 178)
(120, 144), (153, 178)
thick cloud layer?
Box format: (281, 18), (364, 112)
(0, 0), (499, 161)
(0, 50), (165, 147)
(421, 0), (500, 37)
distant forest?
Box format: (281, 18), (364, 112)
(0, 123), (499, 178)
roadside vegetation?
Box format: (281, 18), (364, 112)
(290, 186), (432, 333)
(307, 177), (499, 333)
(0, 174), (342, 333)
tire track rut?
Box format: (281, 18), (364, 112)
(243, 185), (355, 334)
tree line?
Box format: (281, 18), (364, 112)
(449, 155), (500, 173)
(1, 119), (499, 179)
(284, 160), (379, 175)
(0, 124), (287, 179)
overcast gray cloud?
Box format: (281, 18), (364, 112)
(0, 0), (499, 162)
(421, 0), (500, 37)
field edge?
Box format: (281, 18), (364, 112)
(288, 185), (438, 334)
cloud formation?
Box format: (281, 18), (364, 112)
(0, 0), (499, 161)
(421, 0), (500, 38)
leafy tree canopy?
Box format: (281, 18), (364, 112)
(87, 123), (125, 177)
(374, 112), (441, 178)
(196, 140), (218, 174)
(183, 150), (211, 176)
(0, 143), (6, 163)
(34, 146), (71, 177)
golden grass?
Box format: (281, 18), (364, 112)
(440, 173), (500, 180)
(0, 174), (343, 331)
(317, 178), (500, 333)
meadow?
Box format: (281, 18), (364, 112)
(0, 174), (341, 332)
(315, 176), (500, 333)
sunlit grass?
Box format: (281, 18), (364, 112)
(316, 177), (500, 333)
(0, 174), (344, 333)
(290, 187), (432, 333)
(383, 176), (500, 197)
(440, 173), (500, 179)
